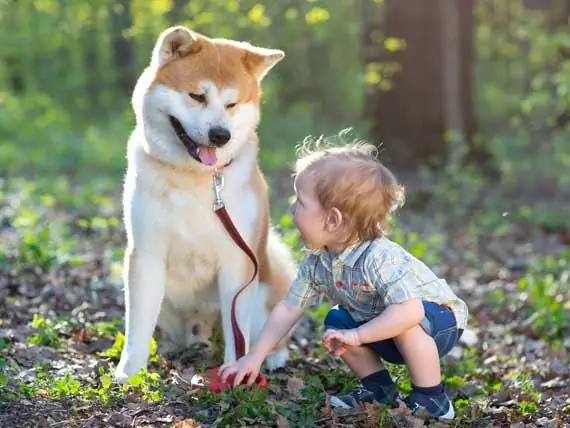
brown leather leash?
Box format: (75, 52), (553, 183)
(196, 168), (269, 392)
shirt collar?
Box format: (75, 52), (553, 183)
(336, 240), (373, 267)
(306, 240), (372, 271)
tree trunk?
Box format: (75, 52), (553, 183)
(363, 0), (444, 170)
(362, 0), (497, 175)
(458, 0), (496, 173)
(109, 0), (135, 97)
(5, 56), (24, 93)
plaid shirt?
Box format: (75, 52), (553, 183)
(284, 237), (468, 330)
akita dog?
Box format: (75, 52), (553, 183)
(114, 26), (296, 381)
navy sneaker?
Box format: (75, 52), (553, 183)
(402, 391), (455, 420)
(330, 384), (399, 409)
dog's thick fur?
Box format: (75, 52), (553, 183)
(114, 26), (296, 381)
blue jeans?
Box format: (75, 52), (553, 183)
(324, 301), (463, 364)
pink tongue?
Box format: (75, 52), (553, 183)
(198, 147), (218, 166)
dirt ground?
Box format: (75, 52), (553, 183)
(0, 170), (569, 427)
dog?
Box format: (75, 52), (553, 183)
(113, 26), (297, 382)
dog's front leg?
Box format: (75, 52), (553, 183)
(218, 265), (258, 363)
(114, 247), (166, 382)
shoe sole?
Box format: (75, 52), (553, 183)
(330, 395), (401, 411)
(329, 396), (353, 409)
(438, 403), (455, 420)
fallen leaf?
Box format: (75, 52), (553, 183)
(493, 388), (511, 403)
(362, 402), (379, 419)
(276, 414), (291, 428)
(322, 394), (332, 419)
(458, 381), (480, 397)
(171, 419), (201, 428)
(286, 376), (304, 399)
(106, 412), (132, 427)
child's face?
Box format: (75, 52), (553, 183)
(289, 175), (330, 250)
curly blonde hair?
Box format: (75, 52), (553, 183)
(294, 132), (405, 242)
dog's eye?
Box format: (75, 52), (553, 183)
(189, 93), (206, 104)
(225, 103), (237, 109)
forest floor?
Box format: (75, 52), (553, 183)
(0, 169), (569, 427)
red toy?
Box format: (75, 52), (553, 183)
(200, 367), (269, 392)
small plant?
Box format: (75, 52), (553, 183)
(276, 375), (327, 428)
(100, 332), (159, 365)
(519, 400), (538, 415)
(90, 319), (121, 338)
(0, 340), (9, 409)
(124, 370), (163, 402)
(518, 251), (569, 341)
(28, 315), (65, 348)
(442, 347), (479, 378)
(49, 372), (82, 399)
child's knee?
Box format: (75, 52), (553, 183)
(324, 306), (356, 330)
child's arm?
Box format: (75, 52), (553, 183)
(356, 298), (424, 343)
(323, 299), (424, 352)
(249, 300), (304, 360)
(218, 300), (303, 386)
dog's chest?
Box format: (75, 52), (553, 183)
(159, 176), (260, 304)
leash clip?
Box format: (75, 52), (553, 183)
(213, 169), (225, 210)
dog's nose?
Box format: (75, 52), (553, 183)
(208, 127), (231, 147)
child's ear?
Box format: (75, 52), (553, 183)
(325, 208), (343, 232)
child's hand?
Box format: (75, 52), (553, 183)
(218, 353), (264, 387)
(322, 329), (362, 357)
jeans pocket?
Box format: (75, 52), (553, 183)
(433, 327), (459, 357)
(422, 301), (457, 335)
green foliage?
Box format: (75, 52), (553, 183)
(31, 366), (163, 404)
(100, 331), (159, 366)
(518, 251), (570, 342)
(0, 1), (366, 186)
(276, 375), (327, 428)
(390, 228), (445, 268)
(207, 386), (276, 427)
(476, 0), (570, 187)
(28, 315), (66, 348)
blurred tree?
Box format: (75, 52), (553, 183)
(363, 0), (497, 175)
(82, 3), (102, 110)
(110, 0), (135, 97)
(167, 0), (188, 23)
(554, 0), (570, 129)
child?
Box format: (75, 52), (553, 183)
(218, 139), (468, 420)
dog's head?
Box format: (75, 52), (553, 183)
(133, 26), (284, 169)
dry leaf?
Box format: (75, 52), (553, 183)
(286, 376), (305, 399)
(391, 414), (426, 428)
(276, 414), (291, 428)
(322, 395), (332, 419)
(171, 419), (201, 428)
(362, 402), (379, 419)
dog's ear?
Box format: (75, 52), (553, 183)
(151, 26), (201, 68)
(243, 45), (285, 81)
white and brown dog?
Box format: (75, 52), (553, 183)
(113, 26), (296, 382)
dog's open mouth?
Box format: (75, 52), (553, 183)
(169, 115), (218, 166)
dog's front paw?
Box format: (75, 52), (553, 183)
(113, 357), (146, 384)
(112, 368), (131, 385)
(265, 348), (289, 371)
